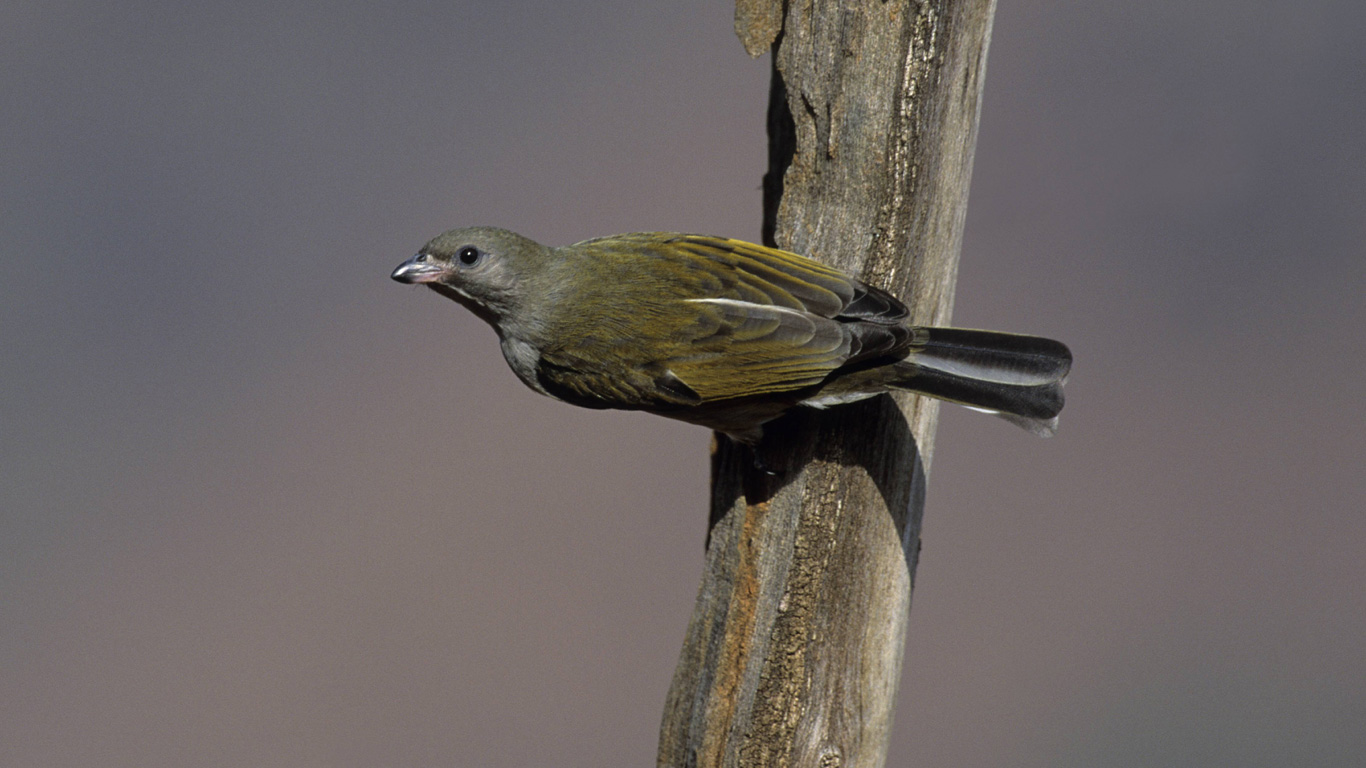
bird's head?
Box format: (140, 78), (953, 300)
(390, 226), (549, 329)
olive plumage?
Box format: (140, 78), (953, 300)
(392, 228), (1071, 444)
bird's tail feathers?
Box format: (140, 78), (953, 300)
(892, 328), (1072, 436)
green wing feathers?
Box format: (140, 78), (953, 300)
(540, 234), (913, 405)
(537, 234), (1072, 434)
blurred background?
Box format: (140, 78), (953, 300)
(3, 1), (1362, 766)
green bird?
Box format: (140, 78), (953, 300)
(391, 228), (1071, 445)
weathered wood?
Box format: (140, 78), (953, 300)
(658, 2), (996, 766)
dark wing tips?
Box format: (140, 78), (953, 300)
(653, 369), (704, 405)
(840, 283), (909, 323)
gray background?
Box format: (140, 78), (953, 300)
(3, 2), (1362, 766)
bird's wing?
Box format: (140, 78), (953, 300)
(535, 296), (849, 406)
(536, 235), (913, 406)
(663, 235), (909, 323)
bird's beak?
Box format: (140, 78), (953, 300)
(390, 254), (447, 284)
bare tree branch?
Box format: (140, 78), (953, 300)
(658, 2), (997, 766)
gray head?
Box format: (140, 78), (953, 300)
(390, 226), (549, 327)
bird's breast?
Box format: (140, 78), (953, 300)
(499, 336), (561, 400)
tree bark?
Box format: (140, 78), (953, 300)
(658, 2), (996, 766)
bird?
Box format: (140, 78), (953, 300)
(391, 227), (1071, 446)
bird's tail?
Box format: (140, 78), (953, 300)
(889, 327), (1072, 436)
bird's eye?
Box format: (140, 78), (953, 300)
(457, 246), (482, 266)
(414, 253), (429, 262)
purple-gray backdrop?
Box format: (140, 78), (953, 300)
(3, 2), (1362, 766)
